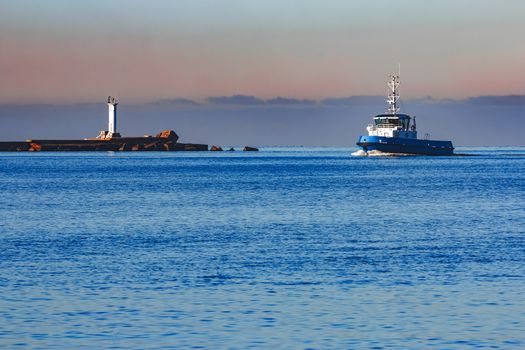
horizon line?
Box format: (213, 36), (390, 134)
(1, 94), (524, 107)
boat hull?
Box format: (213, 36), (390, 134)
(357, 135), (454, 156)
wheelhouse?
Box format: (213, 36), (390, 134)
(373, 114), (412, 130)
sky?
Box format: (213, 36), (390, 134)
(1, 0), (524, 103)
(0, 1), (524, 145)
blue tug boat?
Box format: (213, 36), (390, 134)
(355, 73), (454, 156)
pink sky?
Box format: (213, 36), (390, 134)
(1, 1), (524, 103)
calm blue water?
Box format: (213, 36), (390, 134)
(0, 148), (524, 349)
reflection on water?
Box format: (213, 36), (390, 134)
(0, 148), (524, 348)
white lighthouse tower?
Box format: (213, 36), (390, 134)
(107, 96), (120, 138)
(96, 96), (121, 139)
(108, 96), (117, 133)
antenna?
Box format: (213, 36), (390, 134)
(386, 73), (400, 115)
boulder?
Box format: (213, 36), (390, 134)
(243, 146), (259, 152)
(163, 142), (172, 151)
(118, 143), (132, 151)
(210, 145), (223, 151)
(29, 143), (42, 152)
(95, 130), (108, 139)
(228, 147), (235, 151)
(156, 130), (179, 142)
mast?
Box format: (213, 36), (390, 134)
(386, 73), (400, 115)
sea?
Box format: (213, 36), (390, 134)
(0, 147), (524, 349)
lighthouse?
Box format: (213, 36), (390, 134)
(96, 96), (121, 139)
(107, 96), (121, 138)
(108, 96), (117, 133)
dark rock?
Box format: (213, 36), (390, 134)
(210, 145), (223, 151)
(155, 130), (179, 142)
(228, 148), (235, 151)
(29, 143), (42, 152)
(243, 146), (259, 152)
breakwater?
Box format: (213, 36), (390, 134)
(0, 130), (208, 152)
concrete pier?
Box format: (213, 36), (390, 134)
(0, 130), (208, 152)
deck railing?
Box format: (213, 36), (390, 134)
(368, 123), (402, 129)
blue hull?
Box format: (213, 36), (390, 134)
(357, 135), (454, 155)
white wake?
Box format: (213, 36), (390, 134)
(351, 150), (414, 157)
